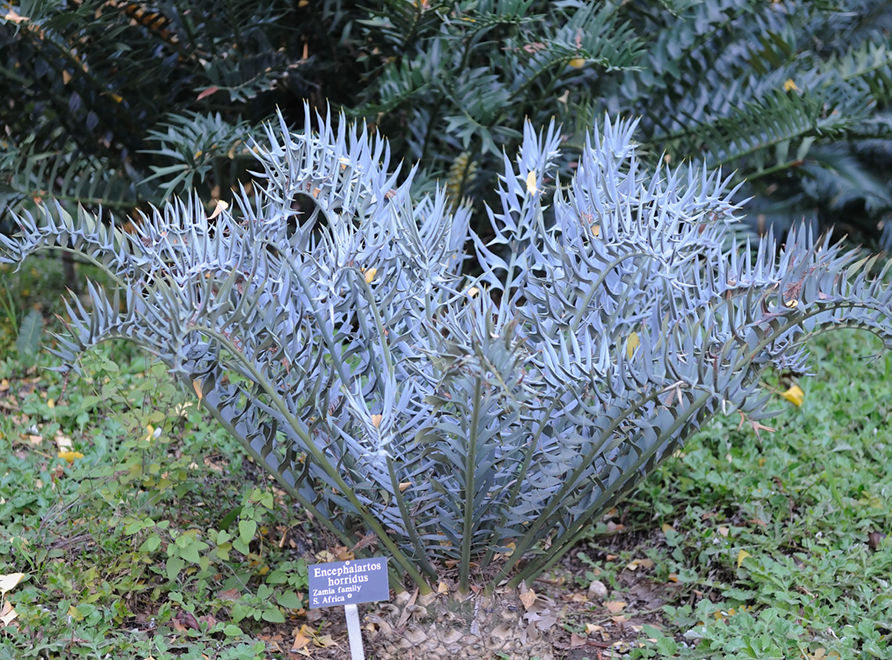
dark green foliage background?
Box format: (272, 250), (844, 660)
(5, 0), (892, 248)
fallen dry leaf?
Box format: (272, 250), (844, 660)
(661, 523), (675, 533)
(176, 609), (201, 631)
(314, 634), (336, 648)
(335, 546), (354, 561)
(0, 600), (17, 626)
(604, 601), (626, 614)
(737, 549), (751, 568)
(718, 526), (729, 537)
(868, 531), (887, 549)
(217, 588), (240, 601)
(570, 633), (587, 647)
(0, 573), (26, 596)
(2, 10), (28, 23)
(519, 588), (538, 610)
(208, 199), (229, 221)
(291, 628), (311, 652)
(58, 450), (84, 464)
(55, 431), (72, 450)
(626, 332), (640, 359)
(437, 581), (449, 594)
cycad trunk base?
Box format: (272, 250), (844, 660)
(366, 589), (558, 660)
(3, 106), (892, 598)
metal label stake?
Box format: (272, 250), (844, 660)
(344, 602), (364, 660)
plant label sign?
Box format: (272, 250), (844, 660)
(308, 557), (389, 609)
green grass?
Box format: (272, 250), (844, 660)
(0, 260), (890, 659)
(602, 330), (892, 659)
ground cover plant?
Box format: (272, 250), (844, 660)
(0, 264), (889, 658)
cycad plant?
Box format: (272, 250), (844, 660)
(3, 108), (892, 596)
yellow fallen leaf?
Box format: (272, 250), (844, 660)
(592, 224), (600, 237)
(364, 267), (377, 284)
(398, 481), (412, 492)
(661, 523), (675, 533)
(55, 431), (72, 451)
(605, 601), (627, 613)
(314, 634), (336, 648)
(585, 623), (604, 634)
(208, 199), (229, 220)
(0, 573), (25, 596)
(568, 58), (586, 68)
(2, 10), (28, 24)
(58, 450), (84, 464)
(47, 399), (54, 409)
(437, 581), (449, 594)
(291, 628), (311, 652)
(519, 588), (537, 610)
(737, 549), (751, 568)
(0, 379), (8, 392)
(780, 384), (804, 407)
(192, 379), (203, 401)
(62, 70), (72, 85)
(783, 78), (799, 92)
(467, 286), (480, 297)
(0, 600), (17, 626)
(626, 332), (640, 359)
(525, 171), (537, 195)
(370, 414), (382, 428)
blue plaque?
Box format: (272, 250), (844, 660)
(307, 557), (390, 609)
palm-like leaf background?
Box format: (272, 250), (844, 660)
(4, 0), (892, 250)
